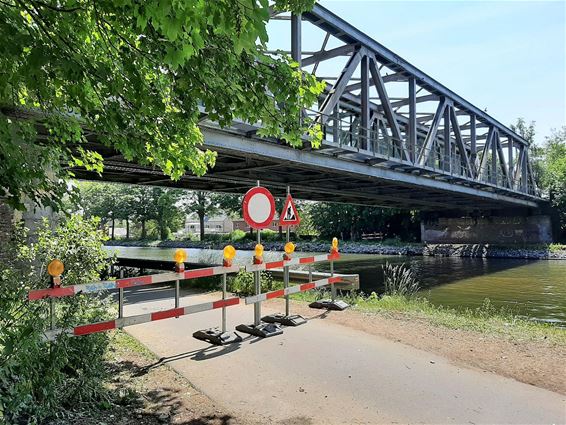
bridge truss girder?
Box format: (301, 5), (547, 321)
(276, 4), (539, 198)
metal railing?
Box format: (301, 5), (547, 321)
(317, 115), (539, 197)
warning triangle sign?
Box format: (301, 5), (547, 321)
(279, 194), (301, 226)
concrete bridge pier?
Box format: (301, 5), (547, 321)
(420, 209), (556, 245)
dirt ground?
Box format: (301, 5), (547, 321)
(265, 299), (566, 395)
(62, 333), (252, 425)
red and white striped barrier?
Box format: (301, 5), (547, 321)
(29, 265), (240, 300)
(245, 276), (342, 304)
(42, 296), (241, 341)
(244, 253), (340, 273)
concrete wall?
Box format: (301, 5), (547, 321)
(0, 199), (56, 262)
(421, 215), (553, 245)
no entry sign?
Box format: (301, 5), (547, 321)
(242, 186), (276, 229)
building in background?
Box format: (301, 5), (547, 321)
(232, 217), (297, 233)
(185, 214), (233, 235)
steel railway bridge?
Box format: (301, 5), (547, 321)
(77, 4), (543, 212)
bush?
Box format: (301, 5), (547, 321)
(228, 270), (277, 296)
(260, 229), (281, 241)
(202, 233), (231, 242)
(229, 229), (246, 242)
(0, 216), (114, 423)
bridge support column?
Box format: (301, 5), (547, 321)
(0, 198), (56, 261)
(421, 214), (554, 245)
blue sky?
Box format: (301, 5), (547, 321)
(268, 1), (565, 145)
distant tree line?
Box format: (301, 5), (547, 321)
(511, 119), (566, 241)
(72, 182), (422, 242)
(306, 203), (420, 242)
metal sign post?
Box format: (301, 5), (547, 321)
(236, 181), (283, 338)
(254, 228), (261, 326)
(285, 224), (290, 317)
(263, 186), (307, 326)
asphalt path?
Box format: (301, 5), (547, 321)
(123, 288), (566, 424)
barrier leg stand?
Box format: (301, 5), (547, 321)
(193, 272), (242, 345)
(262, 221), (306, 326)
(309, 240), (349, 311)
(237, 228), (283, 338)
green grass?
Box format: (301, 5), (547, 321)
(106, 330), (156, 361)
(291, 290), (566, 345)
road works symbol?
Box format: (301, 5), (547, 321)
(279, 194), (301, 226)
(242, 186), (276, 229)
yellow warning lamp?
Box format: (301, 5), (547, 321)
(47, 259), (64, 287)
(331, 237), (339, 254)
(223, 245), (236, 267)
(173, 249), (187, 272)
(254, 243), (264, 265)
(283, 242), (295, 260)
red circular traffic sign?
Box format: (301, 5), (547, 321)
(242, 186), (276, 229)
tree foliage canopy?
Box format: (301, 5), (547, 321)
(542, 127), (566, 238)
(307, 202), (420, 241)
(0, 0), (324, 210)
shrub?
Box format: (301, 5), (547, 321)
(382, 262), (420, 296)
(202, 233), (230, 242)
(228, 270), (277, 296)
(260, 229), (281, 241)
(229, 229), (246, 242)
(0, 216), (114, 423)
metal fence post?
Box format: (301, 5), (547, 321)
(119, 269), (124, 319)
(193, 245), (242, 345)
(222, 272), (227, 333)
(175, 279), (180, 310)
(308, 239), (348, 311)
(49, 298), (54, 330)
(330, 258), (336, 303)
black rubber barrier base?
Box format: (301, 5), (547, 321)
(309, 299), (350, 311)
(262, 313), (307, 327)
(235, 322), (284, 338)
(193, 328), (243, 346)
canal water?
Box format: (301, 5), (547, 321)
(108, 246), (566, 326)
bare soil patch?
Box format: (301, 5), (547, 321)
(54, 332), (254, 425)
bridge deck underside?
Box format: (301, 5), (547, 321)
(72, 127), (539, 211)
